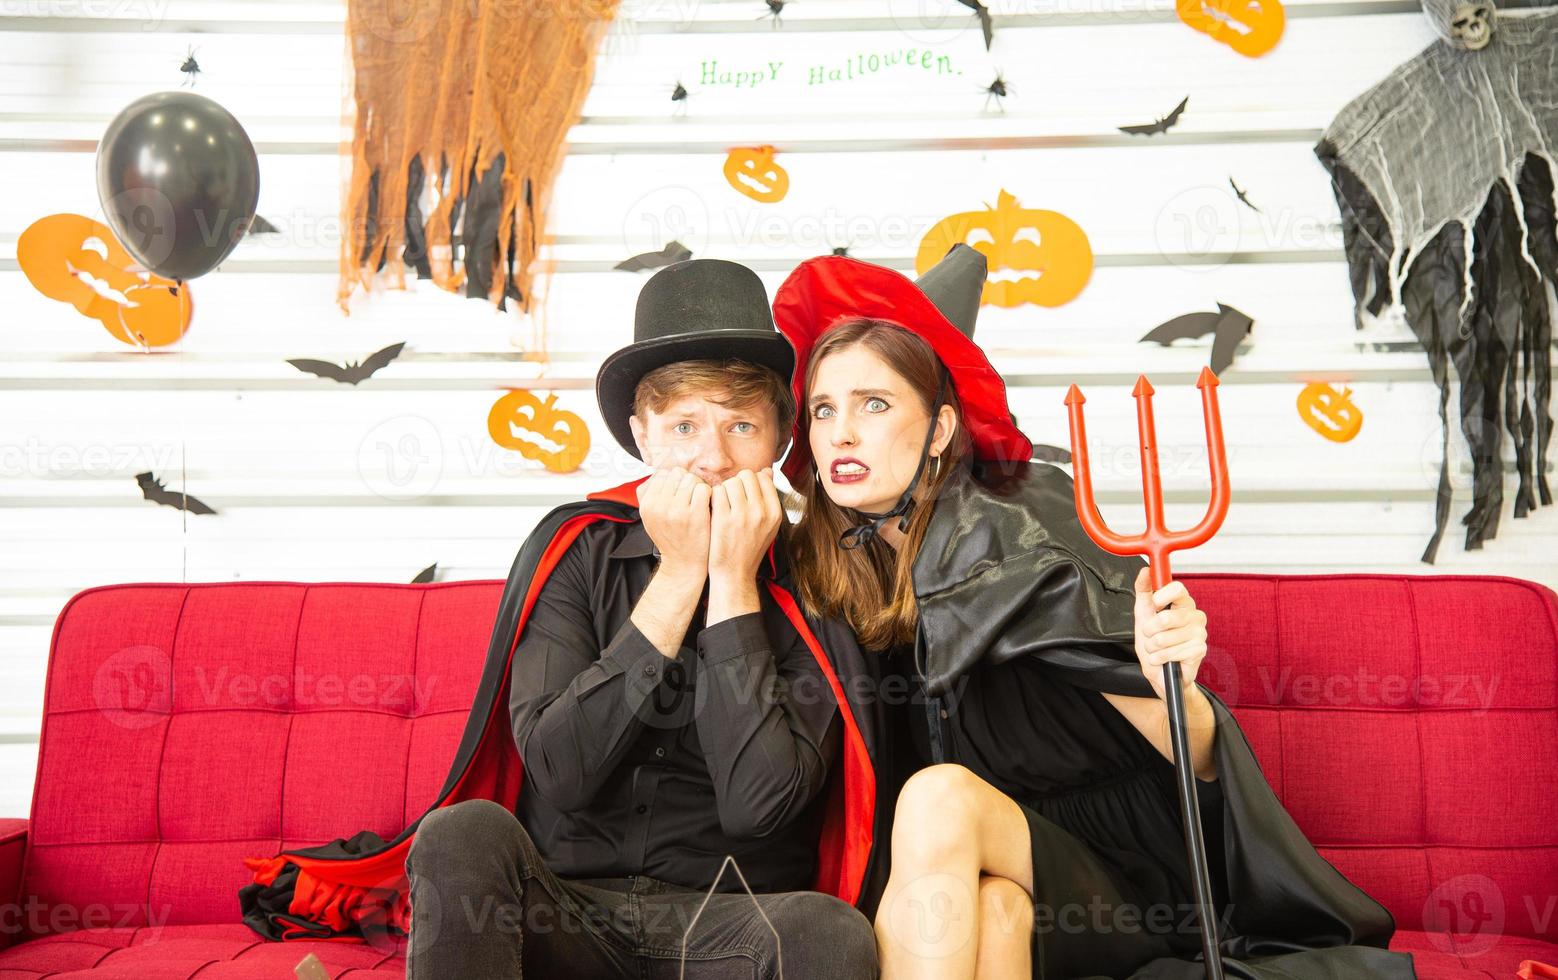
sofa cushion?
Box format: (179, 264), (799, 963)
(1182, 574), (1558, 945)
(26, 583), (499, 937)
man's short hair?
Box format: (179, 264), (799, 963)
(632, 359), (796, 450)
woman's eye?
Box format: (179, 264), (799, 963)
(673, 422), (694, 435)
(812, 405), (835, 420)
(864, 397), (889, 413)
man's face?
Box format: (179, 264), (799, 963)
(628, 389), (782, 485)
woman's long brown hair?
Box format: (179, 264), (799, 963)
(790, 318), (971, 651)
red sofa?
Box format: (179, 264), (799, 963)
(0, 573), (1554, 979)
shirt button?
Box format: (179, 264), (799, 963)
(636, 804), (648, 814)
(654, 747), (666, 759)
(643, 664), (657, 677)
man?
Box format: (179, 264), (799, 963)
(403, 258), (881, 978)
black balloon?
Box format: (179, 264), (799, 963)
(96, 91), (260, 281)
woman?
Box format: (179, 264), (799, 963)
(771, 244), (1417, 979)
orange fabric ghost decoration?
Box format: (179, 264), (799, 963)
(18, 213), (193, 348)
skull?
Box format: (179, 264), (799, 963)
(1447, 2), (1494, 49)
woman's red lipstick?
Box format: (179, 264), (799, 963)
(830, 457), (870, 484)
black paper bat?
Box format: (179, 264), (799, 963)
(983, 73), (1009, 112)
(135, 471), (217, 515)
(831, 244), (851, 256)
(287, 342), (407, 385)
(955, 0), (994, 50)
(247, 214), (279, 235)
(1138, 302), (1254, 375)
(411, 563), (437, 584)
(1031, 444), (1072, 465)
(1229, 176), (1262, 214)
(615, 241), (692, 272)
(670, 81), (687, 102)
(1118, 96), (1188, 137)
(178, 45), (201, 87)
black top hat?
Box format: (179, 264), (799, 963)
(596, 258), (794, 459)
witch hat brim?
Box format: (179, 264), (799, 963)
(772, 244), (1031, 484)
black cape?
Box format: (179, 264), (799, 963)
(909, 459), (1417, 979)
(237, 480), (894, 942)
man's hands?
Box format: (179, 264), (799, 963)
(638, 466), (782, 629)
(709, 468), (783, 581)
(638, 467), (713, 583)
(707, 467), (783, 625)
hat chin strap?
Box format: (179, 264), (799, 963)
(837, 370), (949, 552)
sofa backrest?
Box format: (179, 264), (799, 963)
(1182, 573), (1558, 945)
(25, 574), (1558, 944)
(25, 582), (502, 937)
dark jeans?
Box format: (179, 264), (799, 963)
(404, 799), (879, 979)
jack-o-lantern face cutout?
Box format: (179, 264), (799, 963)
(724, 146), (790, 203)
(1176, 0), (1285, 57)
(487, 390), (591, 473)
(18, 213), (193, 348)
(916, 189), (1093, 308)
(1297, 382), (1363, 442)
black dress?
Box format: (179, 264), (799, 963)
(896, 460), (1415, 978)
(880, 645), (1230, 978)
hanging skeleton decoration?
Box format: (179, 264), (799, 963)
(1314, 0), (1557, 563)
(339, 0), (620, 315)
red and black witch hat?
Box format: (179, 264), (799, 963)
(771, 242), (1032, 485)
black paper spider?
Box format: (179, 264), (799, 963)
(178, 44), (201, 87)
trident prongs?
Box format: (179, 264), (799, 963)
(1063, 365), (1231, 980)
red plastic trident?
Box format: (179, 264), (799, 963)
(1063, 365), (1231, 980)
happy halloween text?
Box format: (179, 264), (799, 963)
(700, 49), (960, 90)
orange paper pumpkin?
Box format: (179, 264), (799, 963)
(916, 190), (1093, 308)
(18, 213), (193, 348)
(1176, 0), (1285, 57)
(1297, 382), (1363, 443)
(723, 146), (790, 203)
(487, 390), (591, 473)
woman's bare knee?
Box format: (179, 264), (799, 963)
(891, 765), (1034, 896)
(890, 764), (985, 867)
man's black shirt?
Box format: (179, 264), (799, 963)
(508, 518), (841, 894)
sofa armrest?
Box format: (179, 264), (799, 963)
(0, 819), (27, 952)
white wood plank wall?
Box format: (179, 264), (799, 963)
(2, 0), (1555, 817)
